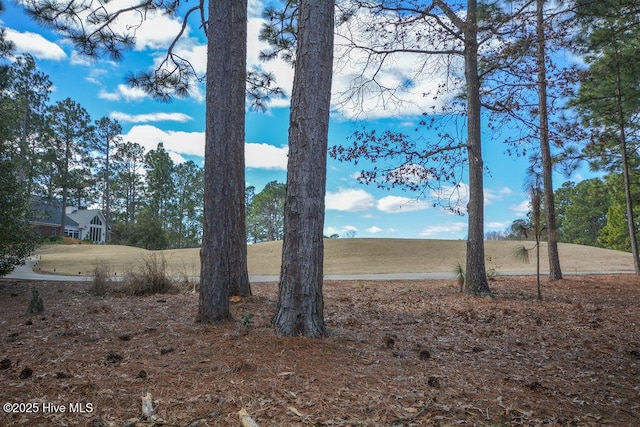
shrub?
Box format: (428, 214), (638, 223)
(121, 254), (177, 296)
(43, 236), (64, 244)
(90, 262), (112, 296)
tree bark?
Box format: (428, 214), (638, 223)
(463, 0), (491, 296)
(536, 0), (562, 280)
(273, 0), (335, 337)
(198, 0), (250, 323)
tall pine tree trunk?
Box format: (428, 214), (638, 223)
(463, 0), (491, 296)
(536, 0), (562, 279)
(613, 39), (640, 273)
(199, 0), (250, 323)
(273, 0), (335, 337)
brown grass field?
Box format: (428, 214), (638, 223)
(32, 238), (636, 277)
(1, 240), (639, 426)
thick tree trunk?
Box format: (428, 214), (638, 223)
(463, 0), (491, 296)
(198, 0), (250, 323)
(536, 0), (562, 280)
(273, 0), (335, 337)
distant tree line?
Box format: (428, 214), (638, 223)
(0, 54), (204, 250)
(0, 51), (288, 253)
(494, 173), (639, 253)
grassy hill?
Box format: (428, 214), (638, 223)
(33, 238), (635, 277)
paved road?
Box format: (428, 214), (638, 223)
(3, 258), (635, 283)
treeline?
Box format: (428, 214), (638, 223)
(0, 55), (202, 249)
(491, 174), (638, 253)
(0, 54), (289, 250)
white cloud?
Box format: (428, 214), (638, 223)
(245, 143), (288, 170)
(122, 125), (204, 157)
(366, 226), (383, 234)
(325, 188), (375, 212)
(497, 186), (515, 196)
(5, 29), (66, 61)
(109, 111), (193, 124)
(485, 186), (515, 206)
(511, 200), (531, 217)
(248, 0), (264, 18)
(419, 222), (467, 238)
(131, 15), (185, 51)
(85, 67), (109, 85)
(99, 84), (149, 102)
(377, 195), (430, 213)
(486, 221), (509, 230)
(171, 44), (207, 75)
(120, 125), (288, 169)
(70, 51), (94, 66)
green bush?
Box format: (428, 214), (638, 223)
(43, 236), (64, 244)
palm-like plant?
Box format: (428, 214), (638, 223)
(515, 157), (545, 300)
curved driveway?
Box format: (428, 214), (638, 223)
(3, 258), (635, 283)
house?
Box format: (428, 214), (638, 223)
(30, 198), (108, 244)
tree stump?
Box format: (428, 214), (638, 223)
(27, 289), (44, 314)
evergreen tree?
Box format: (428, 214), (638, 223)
(143, 142), (175, 234)
(247, 181), (285, 243)
(273, 0), (335, 337)
(43, 98), (94, 237)
(93, 117), (123, 243)
(0, 13), (35, 275)
(170, 160), (203, 248)
(572, 0), (640, 271)
(558, 179), (610, 247)
(112, 141), (145, 225)
(7, 55), (52, 197)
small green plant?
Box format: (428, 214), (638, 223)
(240, 312), (254, 329)
(452, 261), (465, 293)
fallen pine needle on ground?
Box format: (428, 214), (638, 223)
(1, 275), (639, 426)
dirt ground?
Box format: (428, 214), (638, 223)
(1, 275), (639, 426)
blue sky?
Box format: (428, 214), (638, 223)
(2, 0), (584, 239)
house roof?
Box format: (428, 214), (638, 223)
(67, 209), (104, 227)
(30, 198), (78, 227)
